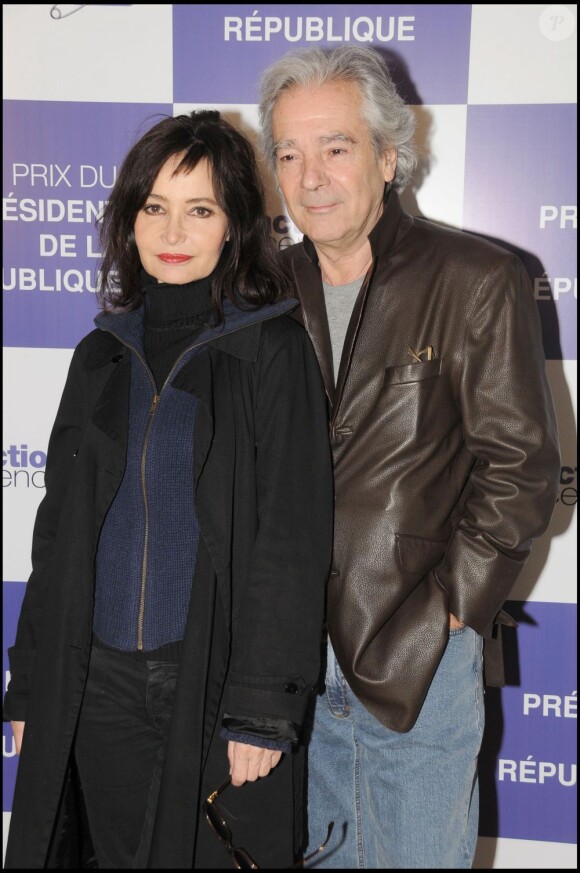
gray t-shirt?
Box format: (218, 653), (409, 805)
(322, 277), (365, 385)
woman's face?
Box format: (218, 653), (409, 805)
(134, 154), (229, 284)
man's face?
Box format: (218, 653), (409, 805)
(272, 80), (396, 255)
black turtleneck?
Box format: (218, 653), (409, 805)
(142, 272), (214, 392)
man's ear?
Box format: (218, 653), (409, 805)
(383, 148), (398, 183)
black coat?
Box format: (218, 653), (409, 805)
(4, 300), (334, 868)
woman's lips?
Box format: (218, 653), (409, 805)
(157, 253), (192, 264)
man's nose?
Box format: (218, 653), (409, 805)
(301, 155), (328, 190)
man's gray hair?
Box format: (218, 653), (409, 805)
(258, 45), (417, 192)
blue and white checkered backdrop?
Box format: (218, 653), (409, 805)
(3, 5), (577, 867)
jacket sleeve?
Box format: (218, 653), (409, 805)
(222, 323), (333, 744)
(3, 345), (88, 722)
(434, 254), (560, 637)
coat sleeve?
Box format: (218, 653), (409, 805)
(221, 321), (333, 744)
(434, 254), (560, 636)
(3, 345), (88, 722)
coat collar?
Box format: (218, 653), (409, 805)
(85, 296), (299, 482)
(87, 297), (298, 370)
(286, 189), (410, 412)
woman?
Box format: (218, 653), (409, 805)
(4, 110), (333, 869)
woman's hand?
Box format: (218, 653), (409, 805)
(11, 721), (25, 755)
(227, 740), (282, 787)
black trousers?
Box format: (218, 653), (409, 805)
(74, 645), (298, 869)
(74, 645), (179, 868)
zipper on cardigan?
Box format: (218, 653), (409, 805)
(134, 339), (214, 650)
(106, 336), (214, 651)
(137, 392), (158, 650)
(100, 305), (292, 651)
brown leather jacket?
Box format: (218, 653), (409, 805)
(283, 190), (560, 732)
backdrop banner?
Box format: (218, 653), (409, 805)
(3, 4), (577, 868)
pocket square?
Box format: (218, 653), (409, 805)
(408, 346), (434, 362)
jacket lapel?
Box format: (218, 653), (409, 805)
(291, 256), (335, 415)
(84, 338), (131, 459)
(289, 188), (408, 421)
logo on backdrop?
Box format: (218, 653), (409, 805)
(479, 601), (577, 843)
(50, 4), (86, 17)
(223, 13), (416, 44)
(50, 4), (132, 20)
(172, 5), (472, 105)
(499, 687), (577, 789)
(3, 444), (47, 489)
(270, 214), (301, 249)
(558, 465), (577, 507)
(462, 103), (577, 361)
(535, 204), (578, 305)
(3, 159), (113, 296)
(534, 275), (577, 303)
(538, 5), (577, 42)
(3, 100), (172, 349)
(3, 583), (27, 806)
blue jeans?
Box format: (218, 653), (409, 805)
(305, 627), (484, 869)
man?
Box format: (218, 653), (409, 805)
(258, 46), (560, 869)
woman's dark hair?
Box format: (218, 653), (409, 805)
(98, 110), (293, 319)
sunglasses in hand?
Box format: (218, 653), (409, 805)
(204, 776), (334, 869)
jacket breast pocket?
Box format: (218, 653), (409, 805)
(382, 357), (442, 387)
